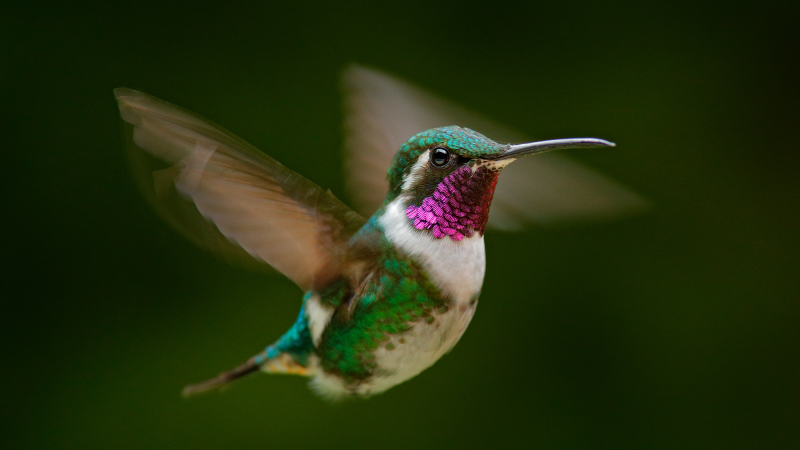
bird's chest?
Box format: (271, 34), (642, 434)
(308, 201), (487, 397)
(354, 200), (486, 393)
(379, 199), (487, 304)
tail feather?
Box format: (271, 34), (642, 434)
(182, 358), (260, 397)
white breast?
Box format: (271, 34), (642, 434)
(378, 197), (486, 305)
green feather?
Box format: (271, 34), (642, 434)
(315, 232), (446, 382)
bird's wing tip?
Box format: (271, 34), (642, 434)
(113, 87), (140, 101)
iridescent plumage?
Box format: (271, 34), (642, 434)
(115, 65), (645, 399)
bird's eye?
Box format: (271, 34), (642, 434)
(430, 148), (450, 167)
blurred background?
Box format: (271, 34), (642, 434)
(4, 1), (799, 449)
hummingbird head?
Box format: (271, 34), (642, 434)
(384, 126), (614, 241)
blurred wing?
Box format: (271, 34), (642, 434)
(341, 64), (648, 228)
(116, 88), (366, 291)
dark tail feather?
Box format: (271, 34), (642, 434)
(182, 358), (260, 398)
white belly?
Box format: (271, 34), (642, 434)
(310, 300), (478, 398)
(367, 299), (477, 395)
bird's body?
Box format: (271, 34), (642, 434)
(293, 210), (483, 398)
(115, 66), (645, 399)
(274, 134), (497, 397)
(204, 127), (504, 398)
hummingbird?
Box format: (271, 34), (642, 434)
(115, 66), (645, 399)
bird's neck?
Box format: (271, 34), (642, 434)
(377, 196), (486, 305)
(403, 161), (503, 242)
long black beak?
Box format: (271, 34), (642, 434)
(497, 138), (615, 160)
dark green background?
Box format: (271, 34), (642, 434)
(5, 1), (799, 449)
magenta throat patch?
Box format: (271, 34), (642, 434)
(405, 164), (500, 241)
